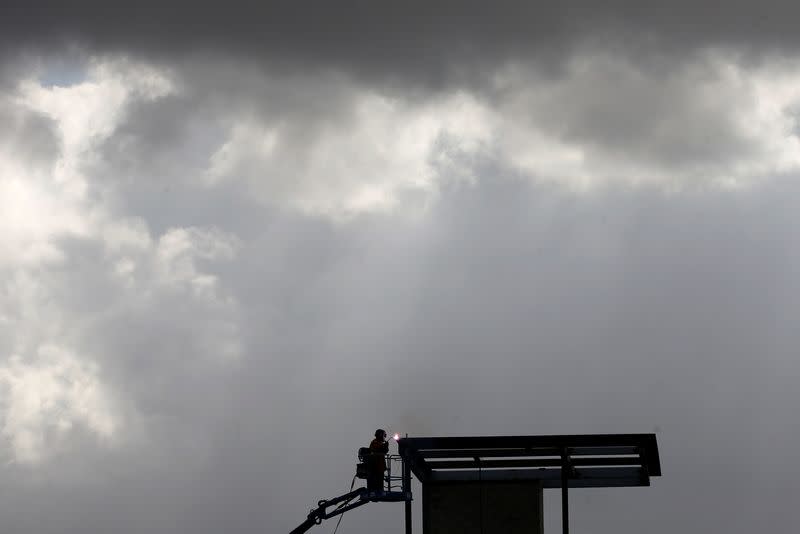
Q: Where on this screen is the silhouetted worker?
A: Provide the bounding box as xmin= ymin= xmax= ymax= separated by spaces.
xmin=367 ymin=429 xmax=389 ymax=492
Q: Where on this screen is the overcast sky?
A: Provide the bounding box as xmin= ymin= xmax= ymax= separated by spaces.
xmin=1 ymin=2 xmax=800 ymax=533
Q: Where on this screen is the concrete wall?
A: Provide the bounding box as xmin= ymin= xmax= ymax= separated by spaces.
xmin=423 ymin=481 xmax=543 ymax=534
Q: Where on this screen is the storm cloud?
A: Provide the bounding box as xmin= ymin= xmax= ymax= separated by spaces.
xmin=1 ymin=3 xmax=799 ymax=534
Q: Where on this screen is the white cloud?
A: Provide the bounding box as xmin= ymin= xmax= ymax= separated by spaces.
xmin=0 ymin=345 xmax=116 ymax=464
xmin=204 ymin=90 xmax=493 ymax=217
xmin=490 ymin=51 xmax=800 ymax=188
xmin=197 ymin=51 xmax=800 ymax=214
xmin=155 ymin=226 xmax=241 ymax=301
xmin=17 ymin=58 xmax=173 ymax=201
xmin=0 ymin=58 xmax=242 ymax=464
xmin=0 ymin=169 xmax=88 ymax=266
xmin=0 ymin=58 xmax=175 ymax=269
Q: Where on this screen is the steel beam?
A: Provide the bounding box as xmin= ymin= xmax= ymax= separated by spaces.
xmin=425 ymin=457 xmax=643 ymax=470
xmin=402 ymin=434 xmax=661 ymax=476
xmin=561 ymin=448 xmax=569 ymax=534
xmin=427 ymin=467 xmax=646 ymax=487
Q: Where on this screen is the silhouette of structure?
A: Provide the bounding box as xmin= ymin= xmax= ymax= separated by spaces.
xmin=291 ymin=433 xmax=660 ymax=534
xmin=400 ymin=433 xmax=660 ymax=534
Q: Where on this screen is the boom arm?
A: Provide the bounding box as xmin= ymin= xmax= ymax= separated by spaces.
xmin=290 ymin=488 xmax=369 ymax=534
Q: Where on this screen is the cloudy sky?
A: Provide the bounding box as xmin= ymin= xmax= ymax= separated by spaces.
xmin=2 ymin=2 xmax=800 ymax=532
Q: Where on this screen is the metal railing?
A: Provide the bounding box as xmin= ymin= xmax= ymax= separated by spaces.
xmin=383 ymin=454 xmax=404 ymax=491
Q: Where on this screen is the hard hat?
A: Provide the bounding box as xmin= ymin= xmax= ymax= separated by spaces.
xmin=375 ymin=428 xmax=387 ymax=439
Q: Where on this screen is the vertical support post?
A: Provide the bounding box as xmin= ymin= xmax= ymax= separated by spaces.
xmin=638 ymin=446 xmax=650 ymax=486
xmin=561 ymin=447 xmax=570 ymax=534
xmin=403 ymin=454 xmax=412 ymax=534
xmin=387 ymin=455 xmax=392 ymax=491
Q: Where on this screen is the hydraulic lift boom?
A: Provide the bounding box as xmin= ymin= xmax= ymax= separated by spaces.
xmin=289 ymin=451 xmax=412 ymax=534
xmin=290 ymin=488 xmax=370 ymax=534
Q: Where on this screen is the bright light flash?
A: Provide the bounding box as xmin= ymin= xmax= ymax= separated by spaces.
xmin=393 ymin=433 xmax=400 ymax=441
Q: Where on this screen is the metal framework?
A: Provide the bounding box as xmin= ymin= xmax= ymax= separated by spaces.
xmin=398 ymin=433 xmax=660 ymax=534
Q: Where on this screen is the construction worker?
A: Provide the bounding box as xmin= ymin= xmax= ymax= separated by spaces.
xmin=367 ymin=429 xmax=389 ymax=492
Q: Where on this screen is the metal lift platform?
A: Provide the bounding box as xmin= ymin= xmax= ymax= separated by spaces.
xmin=290 ymin=453 xmax=412 ymax=534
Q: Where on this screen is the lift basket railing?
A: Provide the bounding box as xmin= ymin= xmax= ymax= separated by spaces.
xmin=356 ymin=449 xmax=404 ymax=491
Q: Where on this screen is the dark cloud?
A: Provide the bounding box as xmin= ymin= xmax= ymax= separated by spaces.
xmin=5 ymin=1 xmax=800 ymax=87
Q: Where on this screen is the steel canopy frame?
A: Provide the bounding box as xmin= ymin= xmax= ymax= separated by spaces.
xmin=398 ymin=433 xmax=660 ymax=534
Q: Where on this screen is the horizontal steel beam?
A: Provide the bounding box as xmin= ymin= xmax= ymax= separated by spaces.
xmin=400 ymin=434 xmax=660 ymax=476
xmin=418 ymin=446 xmax=640 ymax=459
xmin=404 ymin=434 xmax=651 ymax=451
xmin=426 ymin=457 xmax=643 ymax=470
xmin=419 ymin=448 xmax=561 ymax=458
xmin=428 ymin=467 xmax=649 ymax=487
xmin=569 ymin=446 xmax=640 ymax=456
